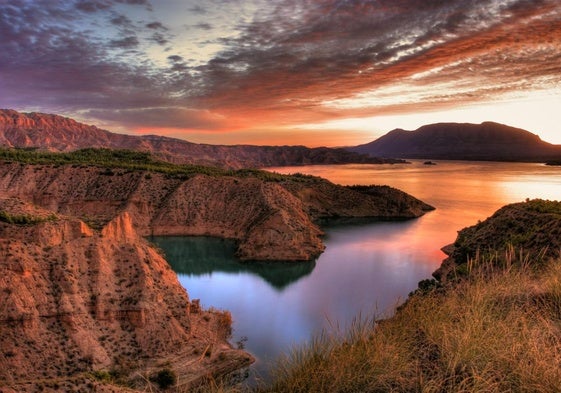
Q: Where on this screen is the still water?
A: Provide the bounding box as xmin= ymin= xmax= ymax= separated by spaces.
xmin=152 ymin=160 xmax=561 ymax=381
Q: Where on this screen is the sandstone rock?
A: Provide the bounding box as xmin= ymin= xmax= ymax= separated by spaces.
xmin=0 ymin=162 xmax=432 ymax=261
xmin=0 ymin=199 xmax=253 ymax=392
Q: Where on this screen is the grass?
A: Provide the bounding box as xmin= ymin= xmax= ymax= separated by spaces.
xmin=250 ymin=251 xmax=561 ymax=393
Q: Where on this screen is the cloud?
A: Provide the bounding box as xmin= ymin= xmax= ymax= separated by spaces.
xmin=0 ymin=0 xmax=560 ymax=139
xmin=85 ymin=107 xmax=228 ymax=130
xmin=0 ymin=0 xmax=176 ymax=111
xmin=109 ymin=35 xmax=139 ymax=48
xmin=146 ymin=21 xmax=167 ymax=30
xmin=193 ymin=0 xmax=561 ymax=116
xmin=194 ymin=22 xmax=212 ymax=30
xmin=110 ymin=14 xmax=133 ymax=27
xmin=75 ymin=0 xmax=113 ymax=13
xmin=149 ymin=32 xmax=168 ymax=45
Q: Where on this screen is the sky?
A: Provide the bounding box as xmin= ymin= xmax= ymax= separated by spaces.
xmin=1 ymin=0 xmax=560 ymax=146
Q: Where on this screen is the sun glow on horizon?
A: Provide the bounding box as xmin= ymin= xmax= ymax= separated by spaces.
xmin=298 ymin=90 xmax=561 ymax=146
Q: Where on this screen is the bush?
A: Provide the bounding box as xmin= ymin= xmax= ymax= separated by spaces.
xmin=150 ymin=368 xmax=177 ymax=390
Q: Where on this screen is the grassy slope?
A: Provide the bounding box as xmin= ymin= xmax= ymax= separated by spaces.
xmin=254 ymin=256 xmax=561 ymax=393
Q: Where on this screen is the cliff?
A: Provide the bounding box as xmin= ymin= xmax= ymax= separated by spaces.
xmin=0 ymin=156 xmax=433 ymax=261
xmin=0 ymin=109 xmax=402 ymax=169
xmin=0 ymin=198 xmax=253 ymax=392
xmin=349 ymin=122 xmax=561 ymax=162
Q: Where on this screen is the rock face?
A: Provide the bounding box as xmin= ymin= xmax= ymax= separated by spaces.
xmin=349 ymin=122 xmax=561 ymax=162
xmin=0 ymin=198 xmax=253 ymax=392
xmin=0 ymin=162 xmax=434 ymax=261
xmin=434 ymin=199 xmax=561 ymax=280
xmin=0 ymin=109 xmax=402 ymax=169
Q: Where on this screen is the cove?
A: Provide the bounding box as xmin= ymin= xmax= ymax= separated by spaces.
xmin=152 ymin=160 xmax=561 ymax=383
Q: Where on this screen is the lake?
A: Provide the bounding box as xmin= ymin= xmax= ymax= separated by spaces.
xmin=151 ymin=160 xmax=561 ymax=383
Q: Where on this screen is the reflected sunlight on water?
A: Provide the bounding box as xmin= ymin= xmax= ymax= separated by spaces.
xmin=157 ymin=160 xmax=561 ymax=383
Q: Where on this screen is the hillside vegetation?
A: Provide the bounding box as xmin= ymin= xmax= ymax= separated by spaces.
xmin=0 ymin=147 xmax=296 ymax=182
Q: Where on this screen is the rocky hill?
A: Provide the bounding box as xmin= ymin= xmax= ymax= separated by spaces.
xmin=0 ymin=149 xmax=433 ymax=262
xmin=349 ymin=122 xmax=561 ymax=162
xmin=0 ymin=109 xmax=402 ymax=169
xmin=434 ymin=199 xmax=561 ymax=280
xmin=0 ymin=198 xmax=253 ymax=392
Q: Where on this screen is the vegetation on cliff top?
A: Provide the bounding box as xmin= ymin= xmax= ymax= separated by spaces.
xmin=0 ymin=210 xmax=57 ymax=225
xmin=0 ymin=147 xmax=319 ymax=183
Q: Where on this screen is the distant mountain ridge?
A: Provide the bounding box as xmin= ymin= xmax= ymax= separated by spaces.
xmin=0 ymin=109 xmax=400 ymax=169
xmin=349 ymin=122 xmax=561 ymax=162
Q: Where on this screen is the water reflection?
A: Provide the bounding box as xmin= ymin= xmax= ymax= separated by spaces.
xmin=157 ymin=160 xmax=561 ymax=383
xmin=150 ymin=236 xmax=316 ymax=290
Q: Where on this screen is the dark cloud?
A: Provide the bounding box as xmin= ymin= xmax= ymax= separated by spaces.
xmin=194 ymin=22 xmax=212 ymax=30
xmin=188 ymin=5 xmax=208 ymax=14
xmin=75 ymin=0 xmax=113 ymax=13
xmin=146 ymin=21 xmax=167 ymax=30
xmin=76 ymin=0 xmax=151 ymax=14
xmin=109 ymin=35 xmax=139 ymax=48
xmin=149 ymin=32 xmax=168 ymax=45
xmin=167 ymin=55 xmax=188 ymax=72
xmin=110 ymin=14 xmax=133 ymax=26
xmin=117 ymin=0 xmax=150 ymax=4
xmin=168 ymin=55 xmax=184 ymax=62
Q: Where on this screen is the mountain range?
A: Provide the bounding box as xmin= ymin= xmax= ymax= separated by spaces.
xmin=349 ymin=122 xmax=561 ymax=162
xmin=0 ymin=109 xmax=399 ymax=169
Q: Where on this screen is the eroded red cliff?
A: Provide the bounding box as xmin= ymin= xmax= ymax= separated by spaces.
xmin=0 ymin=198 xmax=252 ymax=392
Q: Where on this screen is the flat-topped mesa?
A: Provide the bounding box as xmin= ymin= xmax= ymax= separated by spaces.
xmin=0 ymin=161 xmax=433 ymax=262
xmin=0 ymin=199 xmax=253 ymax=392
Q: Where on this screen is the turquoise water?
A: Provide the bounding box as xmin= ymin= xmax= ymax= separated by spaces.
xmin=152 ymin=160 xmax=561 ymax=382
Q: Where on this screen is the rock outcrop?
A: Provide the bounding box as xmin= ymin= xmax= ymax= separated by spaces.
xmin=434 ymin=199 xmax=561 ymax=280
xmin=0 ymin=109 xmax=403 ymax=169
xmin=349 ymin=122 xmax=561 ymax=162
xmin=0 ymin=161 xmax=434 ymax=261
xmin=0 ymin=198 xmax=253 ymax=392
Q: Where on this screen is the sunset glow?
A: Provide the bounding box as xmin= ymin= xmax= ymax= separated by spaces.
xmin=1 ymin=0 xmax=560 ymax=146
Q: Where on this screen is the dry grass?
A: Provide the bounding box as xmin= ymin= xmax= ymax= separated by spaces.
xmin=253 ymin=254 xmax=561 ymax=393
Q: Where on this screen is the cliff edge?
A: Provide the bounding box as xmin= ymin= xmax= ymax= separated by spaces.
xmin=0 ymin=156 xmax=434 ymax=261
xmin=0 ymin=198 xmax=253 ymax=392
